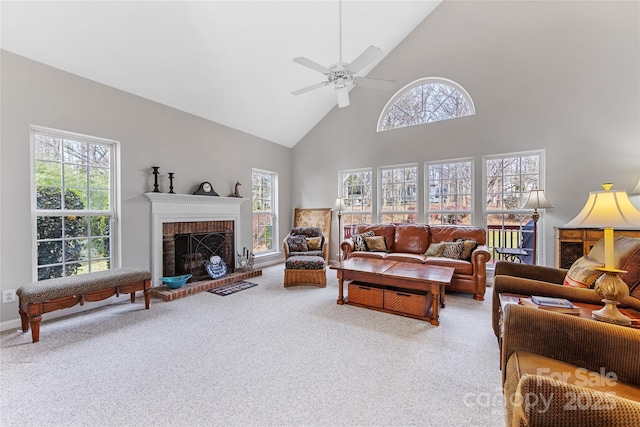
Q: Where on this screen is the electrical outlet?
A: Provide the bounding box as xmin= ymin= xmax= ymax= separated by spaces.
xmin=2 ymin=289 xmax=16 ymax=303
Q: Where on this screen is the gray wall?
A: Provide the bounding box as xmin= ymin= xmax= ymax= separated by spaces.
xmin=0 ymin=50 xmax=292 ymax=326
xmin=292 ymin=0 xmax=640 ymax=264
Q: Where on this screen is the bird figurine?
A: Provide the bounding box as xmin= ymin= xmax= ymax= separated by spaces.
xmin=229 ymin=181 xmax=241 ymax=197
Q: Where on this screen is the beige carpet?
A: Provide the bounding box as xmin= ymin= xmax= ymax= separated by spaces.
xmin=0 ymin=264 xmax=504 ymax=427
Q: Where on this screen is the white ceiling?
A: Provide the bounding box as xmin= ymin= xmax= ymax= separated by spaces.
xmin=1 ymin=1 xmax=441 ymax=148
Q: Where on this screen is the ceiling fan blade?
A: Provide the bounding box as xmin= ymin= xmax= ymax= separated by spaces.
xmin=347 ymin=45 xmax=383 ymax=74
xmin=291 ymin=81 xmax=330 ymax=96
xmin=354 ymin=77 xmax=395 ymax=90
xmin=293 ymin=57 xmax=331 ymax=75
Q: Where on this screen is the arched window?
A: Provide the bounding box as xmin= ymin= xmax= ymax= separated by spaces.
xmin=377 ymin=77 xmax=475 ymax=132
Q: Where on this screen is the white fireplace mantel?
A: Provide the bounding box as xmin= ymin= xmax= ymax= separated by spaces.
xmin=145 ymin=193 xmax=248 ymax=286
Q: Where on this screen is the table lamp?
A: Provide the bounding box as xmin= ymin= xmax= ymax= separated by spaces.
xmin=564 ymin=183 xmax=640 ymax=325
xmin=522 ymin=189 xmax=553 ymax=265
xmin=334 ymin=198 xmax=346 ymax=261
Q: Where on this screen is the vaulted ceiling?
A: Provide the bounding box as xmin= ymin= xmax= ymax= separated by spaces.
xmin=1 ymin=1 xmax=442 ymax=147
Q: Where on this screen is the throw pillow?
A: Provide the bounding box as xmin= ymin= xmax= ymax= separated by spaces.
xmin=456 ymin=239 xmax=478 ymax=261
xmin=306 ymin=236 xmax=322 ymax=251
xmin=364 ymin=235 xmax=388 ymax=252
xmin=352 ymin=231 xmax=375 ymax=251
xmin=425 ymin=242 xmax=445 ymax=257
xmin=442 ymin=241 xmax=464 ymax=259
xmin=287 ymin=235 xmax=308 ymax=252
xmin=563 ymin=256 xmax=604 ymax=288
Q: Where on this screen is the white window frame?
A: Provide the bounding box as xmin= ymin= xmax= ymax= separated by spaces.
xmin=377 ymin=77 xmax=475 ymax=132
xmin=339 ymin=168 xmax=373 ymax=238
xmin=378 ymin=163 xmax=418 ymax=224
xmin=251 ymin=169 xmax=278 ymax=256
xmin=426 ymin=158 xmax=474 ymax=225
xmin=483 ymin=150 xmax=546 ymax=265
xmin=31 ymin=125 xmax=121 ymax=281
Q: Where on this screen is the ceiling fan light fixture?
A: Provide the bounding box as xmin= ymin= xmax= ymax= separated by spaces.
xmin=336 ymin=86 xmax=350 ymax=108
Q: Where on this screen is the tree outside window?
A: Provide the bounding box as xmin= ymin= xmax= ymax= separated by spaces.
xmin=427 ymin=159 xmax=473 ymax=225
xmin=33 ymin=129 xmax=117 ymax=280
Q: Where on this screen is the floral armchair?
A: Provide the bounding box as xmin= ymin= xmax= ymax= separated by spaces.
xmin=282 ymin=227 xmax=328 ymax=287
xmin=282 ymin=227 xmax=329 ymax=263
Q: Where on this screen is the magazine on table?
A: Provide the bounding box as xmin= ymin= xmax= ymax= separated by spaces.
xmin=531 ymin=295 xmax=575 ymax=308
xmin=519 ymin=297 xmax=580 ymax=315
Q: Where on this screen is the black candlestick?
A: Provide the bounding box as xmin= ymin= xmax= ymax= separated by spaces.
xmin=168 ymin=173 xmax=175 ymax=194
xmin=151 ymin=166 xmax=160 ymax=192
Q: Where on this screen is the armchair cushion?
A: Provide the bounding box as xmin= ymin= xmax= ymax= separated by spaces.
xmin=287 ymin=235 xmax=308 ymax=252
xmin=306 ymin=236 xmax=322 ymax=251
xmin=563 ymin=255 xmax=604 ymax=288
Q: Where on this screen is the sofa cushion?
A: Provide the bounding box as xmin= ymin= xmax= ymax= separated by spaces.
xmin=425 ymin=242 xmax=445 ymax=257
xmin=289 ymin=227 xmax=323 ymax=238
xmin=352 ymin=231 xmax=375 ymax=251
xmin=349 ymin=251 xmax=387 ymax=260
xmin=442 ymin=241 xmax=464 ymax=259
xmin=354 ymin=224 xmax=396 ymax=252
xmin=588 ymin=236 xmax=640 ymax=292
xmin=364 ymin=235 xmax=388 ymax=252
xmin=430 ymin=224 xmax=487 ymax=245
xmin=385 ymin=253 xmax=425 ymax=263
xmin=287 ymin=235 xmax=308 ymax=252
xmin=393 ymin=224 xmax=430 ymax=254
xmin=456 ymin=239 xmax=478 ymax=261
xmin=563 ymin=256 xmax=604 ymax=288
xmin=424 ymin=257 xmax=473 ymax=275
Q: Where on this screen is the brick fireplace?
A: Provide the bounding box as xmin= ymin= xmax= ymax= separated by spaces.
xmin=146 ymin=193 xmax=247 ymax=288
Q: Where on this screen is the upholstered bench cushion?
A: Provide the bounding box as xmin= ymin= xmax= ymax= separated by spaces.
xmin=17 ymin=267 xmax=152 ymax=303
xmin=285 ymin=256 xmax=325 ymax=270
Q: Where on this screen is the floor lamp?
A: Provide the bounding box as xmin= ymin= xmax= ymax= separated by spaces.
xmin=334 ymin=198 xmax=346 ymax=261
xmin=564 ymin=183 xmax=640 ymax=325
xmin=522 ymin=189 xmax=553 ymax=265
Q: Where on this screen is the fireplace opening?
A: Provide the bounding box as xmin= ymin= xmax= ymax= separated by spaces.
xmin=163 ymin=221 xmax=235 ymax=282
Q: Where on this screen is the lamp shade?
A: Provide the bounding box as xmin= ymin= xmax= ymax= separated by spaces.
xmin=522 ymin=189 xmax=553 ymax=210
xmin=564 ymin=183 xmax=640 ymax=229
xmin=334 ymin=198 xmax=346 ymax=211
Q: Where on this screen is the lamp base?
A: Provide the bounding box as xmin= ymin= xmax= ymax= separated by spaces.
xmin=592 ymin=300 xmax=632 ymax=325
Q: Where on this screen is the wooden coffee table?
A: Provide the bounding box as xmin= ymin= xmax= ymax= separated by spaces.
xmin=330 ymin=258 xmax=455 ymax=325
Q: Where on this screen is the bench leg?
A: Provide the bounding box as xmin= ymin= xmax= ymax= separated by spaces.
xmin=28 ymin=316 xmax=42 ymax=343
xmin=144 ymin=280 xmax=151 ymax=310
xmin=18 ymin=307 xmax=29 ymax=332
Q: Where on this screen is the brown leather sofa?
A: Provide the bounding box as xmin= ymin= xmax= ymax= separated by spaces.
xmin=340 ymin=224 xmax=491 ymax=300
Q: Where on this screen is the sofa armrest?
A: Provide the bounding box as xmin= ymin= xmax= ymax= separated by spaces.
xmin=341 ymin=239 xmax=354 ymax=260
xmin=511 ymin=374 xmax=640 ymax=427
xmin=283 ymin=237 xmax=291 ymax=259
xmin=501 ymin=303 xmax=640 ymax=387
xmin=495 ymin=260 xmax=567 ymax=284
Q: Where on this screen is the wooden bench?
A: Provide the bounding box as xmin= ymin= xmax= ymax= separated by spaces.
xmin=17 ymin=267 xmax=152 ymax=343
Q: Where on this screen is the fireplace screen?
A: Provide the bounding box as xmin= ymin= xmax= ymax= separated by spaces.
xmin=163 ymin=221 xmax=234 ymax=282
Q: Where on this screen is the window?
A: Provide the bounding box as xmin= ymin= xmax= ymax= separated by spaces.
xmin=484 ymin=151 xmax=545 ymax=264
xmin=379 ymin=164 xmax=417 ymax=224
xmin=340 ymin=169 xmax=373 ymax=237
xmin=377 ymin=77 xmax=475 ymax=132
xmin=427 ymin=159 xmax=473 ymax=225
xmin=32 ymin=126 xmax=119 ymax=280
xmin=252 ymin=169 xmax=277 ymax=255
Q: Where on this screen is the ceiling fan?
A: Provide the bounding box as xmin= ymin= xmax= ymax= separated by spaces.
xmin=291 ymin=0 xmax=395 ymax=108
